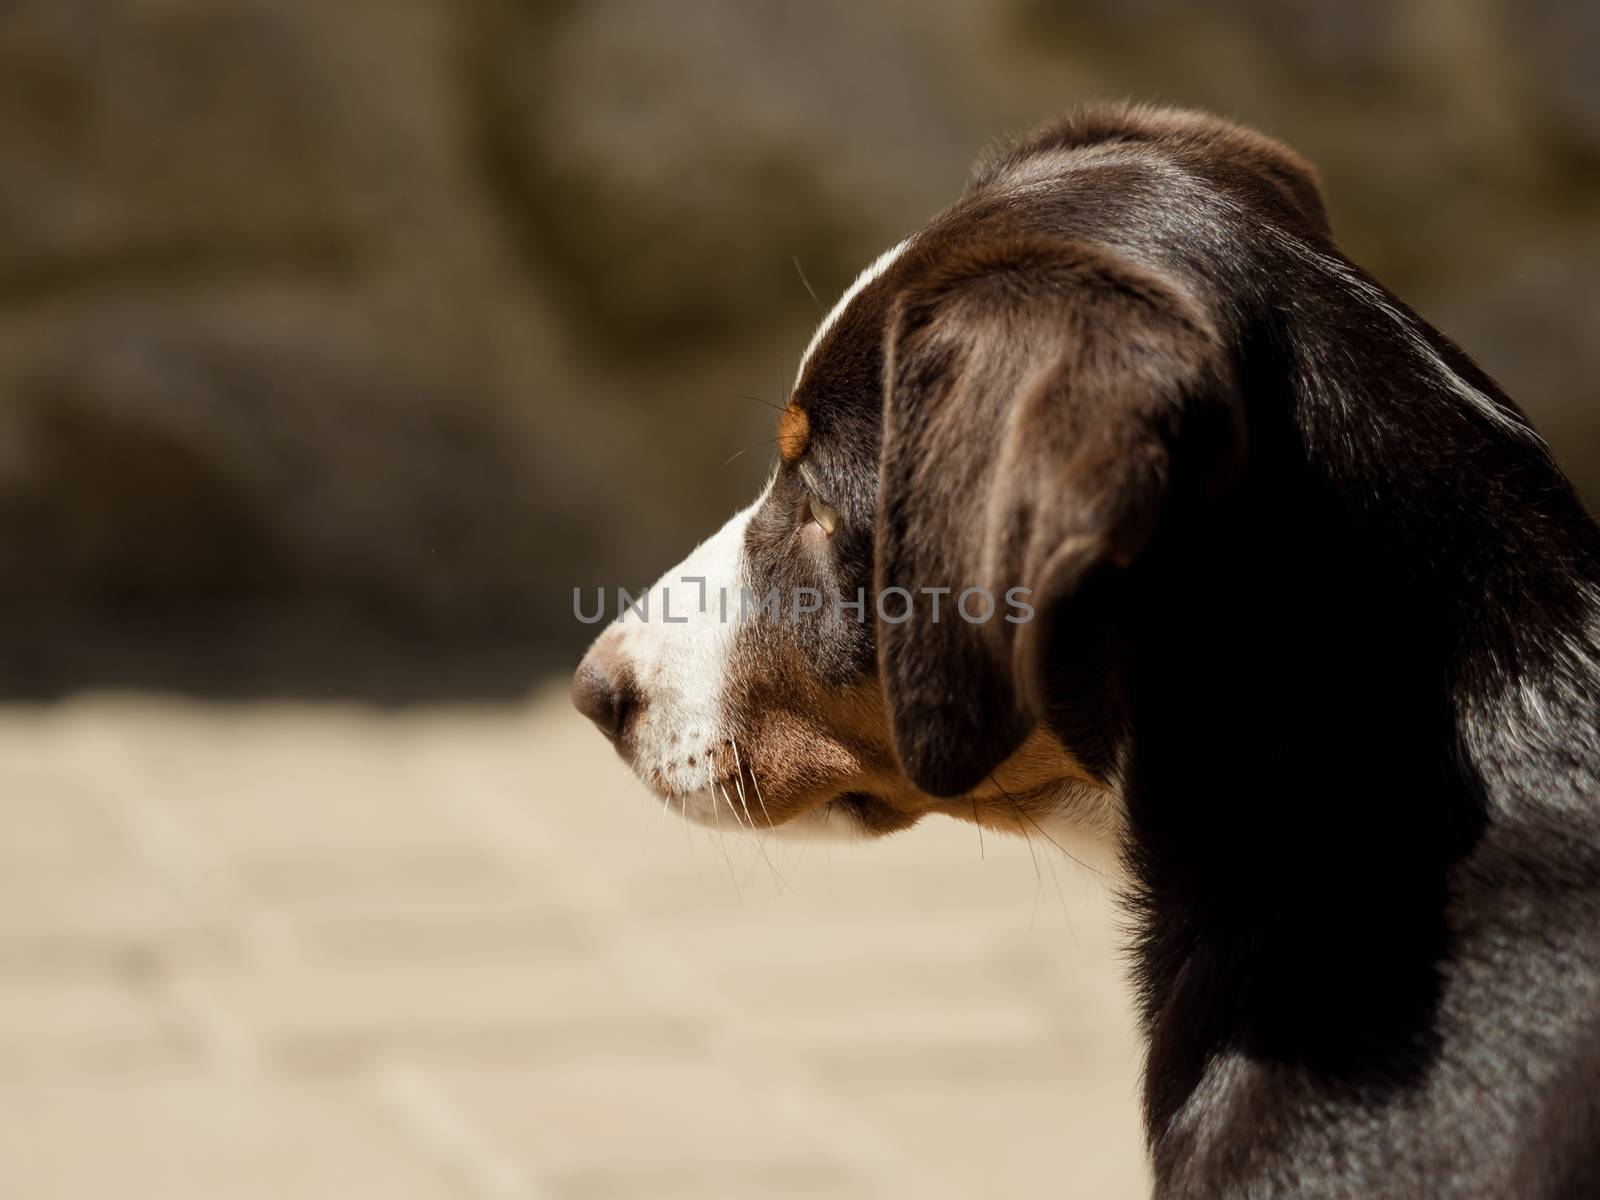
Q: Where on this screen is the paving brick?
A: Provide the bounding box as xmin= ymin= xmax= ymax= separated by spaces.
xmin=185 ymin=957 xmax=709 ymax=1071
xmin=236 ymin=849 xmax=589 ymax=963
xmin=0 ymin=766 xmax=127 ymax=869
xmin=729 ymin=996 xmax=1084 ymax=1083
xmin=547 ymin=1164 xmax=883 ymax=1200
xmin=0 ymin=976 xmax=186 ymax=1075
xmin=834 ymin=1076 xmax=1149 ymax=1200
xmin=0 ymin=1079 xmax=466 ymax=1200
xmin=0 ymin=691 xmax=1147 ymax=1199
xmin=423 ymin=1057 xmax=880 ymax=1191
xmin=0 ymin=865 xmax=235 ymax=973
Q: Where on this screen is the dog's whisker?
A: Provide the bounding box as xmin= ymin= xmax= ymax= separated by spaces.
xmin=747 ymin=767 xmax=804 ymax=900
xmin=1043 ymin=845 xmax=1075 ymax=940
xmin=730 ymin=742 xmax=758 ymax=829
xmin=746 ymin=749 xmax=775 ymax=828
xmin=727 ymin=742 xmax=779 ymax=884
xmin=731 ymin=391 xmax=786 ymax=412
xmin=724 ymin=779 xmax=789 ymax=895
xmin=992 ymin=774 xmax=1108 ymax=880
xmin=1001 ymin=787 xmax=1047 ymax=930
xmin=792 ymin=255 xmax=825 ymax=315
xmin=720 ymin=437 xmax=779 ymax=469
xmin=990 ymin=775 xmax=1082 ymax=930
xmin=708 ymin=773 xmax=742 ymax=897
xmin=717 ymin=781 xmax=746 ymax=831
xmin=1025 ymin=830 xmax=1043 ymax=931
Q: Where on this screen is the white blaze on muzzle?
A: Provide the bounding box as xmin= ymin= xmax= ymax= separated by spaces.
xmin=594 ymin=484 xmax=768 ymax=796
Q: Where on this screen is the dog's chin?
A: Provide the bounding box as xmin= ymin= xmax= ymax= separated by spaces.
xmin=654 ymin=779 xmax=920 ymax=842
xmin=822 ymin=792 xmax=921 ymax=836
xmin=735 ymin=793 xmax=921 ymax=842
xmin=654 ymin=778 xmax=767 ymax=832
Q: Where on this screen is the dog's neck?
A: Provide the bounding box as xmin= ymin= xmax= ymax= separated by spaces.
xmin=1455 ymin=578 xmax=1600 ymax=817
xmin=1112 ymin=410 xmax=1600 ymax=1150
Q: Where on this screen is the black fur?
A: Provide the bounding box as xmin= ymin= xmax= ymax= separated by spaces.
xmin=795 ymin=105 xmax=1600 ymax=1197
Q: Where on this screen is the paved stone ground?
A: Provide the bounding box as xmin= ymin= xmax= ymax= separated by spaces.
xmin=0 ymin=684 xmax=1147 ymax=1199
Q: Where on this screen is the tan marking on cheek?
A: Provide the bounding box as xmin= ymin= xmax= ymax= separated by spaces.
xmin=732 ymin=672 xmax=899 ymax=825
xmin=726 ymin=631 xmax=1117 ymax=840
xmin=736 ymin=675 xmax=1105 ymax=833
xmin=777 ymin=403 xmax=810 ymax=462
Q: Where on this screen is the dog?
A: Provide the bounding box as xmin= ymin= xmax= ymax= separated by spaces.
xmin=572 ymin=105 xmax=1600 ymax=1197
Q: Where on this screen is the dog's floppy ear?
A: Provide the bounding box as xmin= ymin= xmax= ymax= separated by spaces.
xmin=875 ymin=236 xmax=1242 ymax=797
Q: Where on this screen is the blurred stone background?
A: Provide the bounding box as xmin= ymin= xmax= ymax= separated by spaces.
xmin=0 ymin=0 xmax=1595 ymax=698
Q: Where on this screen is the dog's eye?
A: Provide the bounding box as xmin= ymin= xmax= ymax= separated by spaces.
xmin=805 ymin=495 xmax=840 ymax=536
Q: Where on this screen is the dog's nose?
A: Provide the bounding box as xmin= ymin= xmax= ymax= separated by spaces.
xmin=571 ymin=650 xmax=634 ymax=744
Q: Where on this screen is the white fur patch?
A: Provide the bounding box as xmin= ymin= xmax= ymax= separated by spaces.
xmin=795 ymin=238 xmax=913 ymax=387
xmin=605 ymin=482 xmax=769 ymax=798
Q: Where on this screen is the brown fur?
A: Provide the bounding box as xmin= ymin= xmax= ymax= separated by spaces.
xmin=716 ymin=628 xmax=1114 ymax=837
xmin=776 ymin=403 xmax=810 ymax=462
xmin=971 ymin=103 xmax=1330 ymax=235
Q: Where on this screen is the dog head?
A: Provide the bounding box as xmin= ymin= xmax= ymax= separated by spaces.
xmin=572 ymin=105 xmax=1330 ymax=842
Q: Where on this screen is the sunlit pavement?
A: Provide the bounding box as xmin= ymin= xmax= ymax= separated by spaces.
xmin=0 ymin=685 xmax=1145 ymax=1199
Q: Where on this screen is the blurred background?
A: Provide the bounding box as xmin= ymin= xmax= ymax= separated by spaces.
xmin=0 ymin=1 xmax=1595 ymax=1197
